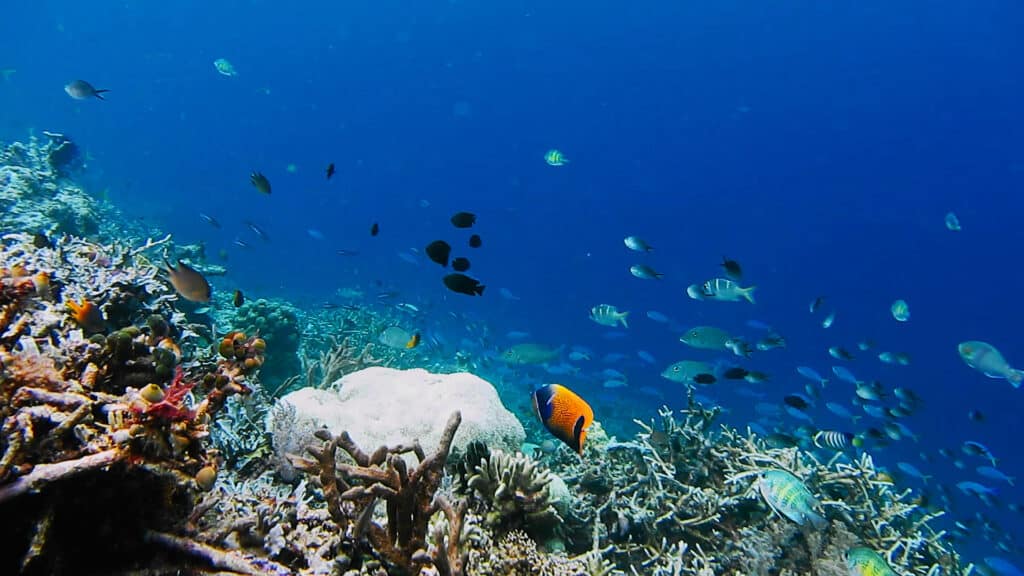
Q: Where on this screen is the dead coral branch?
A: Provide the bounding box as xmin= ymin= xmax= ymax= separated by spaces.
xmin=295 ymin=410 xmax=466 ymax=575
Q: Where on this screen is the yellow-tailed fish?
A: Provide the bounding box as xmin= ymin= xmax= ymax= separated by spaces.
xmin=405 ymin=332 xmax=421 ymax=349
xmin=757 ymin=469 xmax=827 ymax=529
xmin=532 ymin=383 xmax=593 ymax=454
xmin=845 ymin=547 xmax=898 ymax=576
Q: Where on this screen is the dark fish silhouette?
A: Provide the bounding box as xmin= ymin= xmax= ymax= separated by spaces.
xmin=370 ymin=222 xmax=379 ymax=236
xmin=250 ymin=171 xmax=272 ymax=194
xmin=232 ymin=289 xmax=245 ymax=307
xmin=451 ymin=257 xmax=470 ymax=272
xmin=721 ymin=257 xmax=742 ymax=281
xmin=425 ymin=240 xmax=451 ymax=267
xmin=468 ymin=234 xmax=482 ymax=248
xmin=326 ymin=163 xmax=335 ymax=180
xmin=450 ymin=212 xmax=476 ymax=228
xmin=443 ymin=273 xmax=485 ymax=296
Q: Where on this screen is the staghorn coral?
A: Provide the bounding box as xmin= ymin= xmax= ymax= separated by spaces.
xmin=536 ymin=400 xmax=968 ymax=576
xmin=466 ymin=449 xmax=563 ymax=541
xmin=290 ymin=411 xmax=468 ymax=576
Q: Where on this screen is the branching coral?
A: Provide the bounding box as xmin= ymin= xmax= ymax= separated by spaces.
xmin=290 ymin=411 xmax=468 ymax=575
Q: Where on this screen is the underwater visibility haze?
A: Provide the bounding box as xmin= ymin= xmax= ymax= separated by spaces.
xmin=1 ymin=1 xmax=1023 ymax=574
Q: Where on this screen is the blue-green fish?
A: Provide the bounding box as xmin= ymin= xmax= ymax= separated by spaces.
xmin=890 ymin=299 xmax=910 ymax=322
xmin=544 ymin=149 xmax=568 ymax=166
xmin=679 ymin=326 xmax=732 ymax=351
xmin=959 ymin=341 xmax=1023 ymax=388
xmin=502 ymin=343 xmax=562 ymax=365
xmin=846 ymin=547 xmax=898 ymax=576
xmin=757 ymin=469 xmax=827 ymax=529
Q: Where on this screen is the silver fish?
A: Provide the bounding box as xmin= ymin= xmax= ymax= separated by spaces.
xmin=629 ymin=264 xmax=663 ymax=280
xmin=623 ymin=236 xmax=653 ymax=252
xmin=64 ymin=79 xmax=109 ymax=100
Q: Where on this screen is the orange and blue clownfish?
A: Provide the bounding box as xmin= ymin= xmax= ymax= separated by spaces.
xmin=532 ymin=384 xmax=594 ymax=454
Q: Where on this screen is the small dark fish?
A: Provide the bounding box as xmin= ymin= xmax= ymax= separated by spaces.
xmin=336 ymin=249 xmax=359 ymax=256
xmin=376 ymin=290 xmax=400 ymax=300
xmin=244 ymin=221 xmax=270 ymax=242
xmin=745 ymin=370 xmax=770 ymax=383
xmin=32 ymin=233 xmax=52 ymax=249
xmin=199 ymin=213 xmax=221 ymax=228
xmin=468 ymin=234 xmax=482 ymax=248
xmin=370 ymin=222 xmax=379 ymax=236
xmin=723 ymin=367 xmax=750 ymax=380
xmin=64 ymin=79 xmax=109 ymax=100
xmin=783 ymin=394 xmax=811 ymax=410
xmin=425 ymin=240 xmax=451 ymax=267
xmin=450 ymin=211 xmax=476 ymax=228
xmin=325 ymin=162 xmax=336 ymax=180
xmin=443 ymin=273 xmax=485 ymax=296
xmin=766 ymin=433 xmax=799 ymax=448
xmin=232 ymin=289 xmax=245 ymax=307
xmin=809 ymin=296 xmax=825 ymax=314
xmin=694 ymin=373 xmax=717 ymax=385
xmin=250 ymin=171 xmax=272 ymax=194
xmin=322 ymin=302 xmax=342 ymax=309
xmin=451 ymin=257 xmax=471 ymax=272
xmin=721 ymin=257 xmax=742 ymax=281
xmin=969 ymin=409 xmax=985 ymax=423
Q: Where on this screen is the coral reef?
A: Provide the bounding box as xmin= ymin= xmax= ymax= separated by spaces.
xmin=0 ymin=134 xmax=976 ymax=575
xmin=0 ymin=135 xmax=103 ymax=239
xmin=466 ymin=449 xmax=563 ymax=542
xmin=538 ymin=400 xmax=967 ymax=576
xmin=230 ymin=298 xmax=302 ymax=394
xmin=0 ymin=230 xmax=267 ymax=574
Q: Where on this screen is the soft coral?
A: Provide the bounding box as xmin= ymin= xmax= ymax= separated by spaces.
xmin=136 ymin=368 xmax=195 ymax=422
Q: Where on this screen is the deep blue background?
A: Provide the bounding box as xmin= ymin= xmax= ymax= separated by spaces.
xmin=2 ymin=0 xmax=1022 ymax=563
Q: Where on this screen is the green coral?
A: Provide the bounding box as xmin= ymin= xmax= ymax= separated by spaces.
xmin=229 ymin=298 xmax=301 ymax=394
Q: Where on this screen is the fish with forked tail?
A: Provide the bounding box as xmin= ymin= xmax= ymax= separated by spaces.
xmin=532 ymin=383 xmax=593 ymax=454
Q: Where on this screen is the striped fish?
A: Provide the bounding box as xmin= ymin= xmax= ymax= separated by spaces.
xmin=700 ymin=278 xmax=756 ymax=303
xmin=813 ymin=430 xmax=853 ymax=450
xmin=758 ymin=469 xmax=827 ymax=530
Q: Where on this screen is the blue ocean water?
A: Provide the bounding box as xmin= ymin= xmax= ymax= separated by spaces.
xmin=2 ymin=0 xmax=1023 ymax=564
